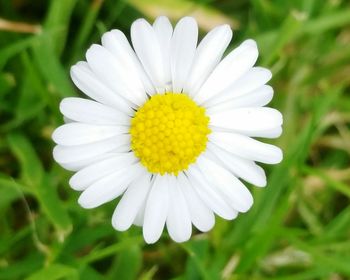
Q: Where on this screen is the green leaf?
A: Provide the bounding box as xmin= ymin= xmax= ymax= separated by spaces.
xmin=0 ymin=252 xmax=44 ymax=279
xmin=32 ymin=39 xmax=76 ymax=98
xmin=7 ymin=133 xmax=72 ymax=234
xmin=38 ymin=174 xmax=73 ymax=237
xmin=7 ymin=133 xmax=44 ymax=187
xmin=81 ymin=236 xmax=143 ymax=264
xmin=0 ymin=175 xmax=25 ymax=210
xmin=0 ymin=72 xmax=15 ymax=97
xmin=260 ymin=11 xmax=305 ymax=65
xmin=108 ymin=245 xmax=142 ymax=280
xmin=44 ymin=0 xmax=78 ymax=55
xmin=69 ymin=0 xmax=103 ymax=64
xmin=0 ymin=36 xmax=39 ymax=69
xmin=26 ymin=264 xmax=78 ymax=280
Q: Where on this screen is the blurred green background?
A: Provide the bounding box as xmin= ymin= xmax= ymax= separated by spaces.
xmin=1 ymin=0 xmax=350 ymax=279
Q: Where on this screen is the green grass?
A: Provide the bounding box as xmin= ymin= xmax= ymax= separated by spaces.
xmin=1 ymin=0 xmax=350 ymax=279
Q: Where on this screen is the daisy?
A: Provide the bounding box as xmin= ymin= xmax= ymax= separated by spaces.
xmin=52 ymin=16 xmax=283 ymax=244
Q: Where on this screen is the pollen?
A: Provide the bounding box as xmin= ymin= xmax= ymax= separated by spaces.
xmin=130 ymin=93 xmax=211 ymax=175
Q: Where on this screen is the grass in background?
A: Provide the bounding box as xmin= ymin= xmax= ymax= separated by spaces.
xmin=1 ymin=0 xmax=350 ymax=279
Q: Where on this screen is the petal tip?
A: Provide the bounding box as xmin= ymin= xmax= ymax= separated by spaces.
xmin=243 ymin=39 xmax=257 ymax=48
xmin=131 ymin=18 xmax=149 ymax=30
xmin=68 ymin=175 xmax=83 ymax=191
xmin=256 ymin=179 xmax=267 ymax=188
xmin=78 ymin=193 xmax=95 ymax=209
xmin=143 ymin=232 xmax=159 ymax=244
xmin=154 ymin=15 xmax=171 ymax=23
xmin=52 ymin=145 xmax=61 ymax=162
xmin=111 ymin=218 xmax=128 ymax=232
xmin=275 ymin=148 xmax=284 ymax=163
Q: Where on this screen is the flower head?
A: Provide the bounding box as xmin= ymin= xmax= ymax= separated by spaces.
xmin=52 ymin=16 xmax=283 ymax=244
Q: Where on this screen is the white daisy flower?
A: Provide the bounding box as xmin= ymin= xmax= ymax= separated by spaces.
xmin=52 ymin=16 xmax=283 ymax=244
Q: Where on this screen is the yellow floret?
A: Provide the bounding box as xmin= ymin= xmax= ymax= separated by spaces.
xmin=130 ymin=93 xmax=211 ymax=175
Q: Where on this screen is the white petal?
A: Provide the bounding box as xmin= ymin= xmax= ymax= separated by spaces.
xmin=166 ymin=176 xmax=192 ymax=243
xmin=153 ymin=16 xmax=173 ymax=86
xmin=207 ymin=85 xmax=273 ymax=113
xmin=133 ymin=176 xmax=157 ymax=227
xmin=209 ymin=107 xmax=283 ymax=137
xmin=133 ymin=200 xmax=146 ymax=227
xmin=252 ymin=126 xmax=282 ymax=138
xmin=205 ymin=67 xmax=272 ymax=106
xmin=207 ymin=143 xmax=266 ymax=187
xmin=131 ymin=19 xmax=166 ymax=92
xmin=112 ymin=172 xmax=152 ymax=231
xmin=197 ymin=155 xmax=253 ymax=212
xmin=60 ymin=97 xmax=130 ymax=125
xmin=69 ymin=153 xmax=138 ymax=191
xmin=194 ymin=39 xmax=258 ymax=105
xmin=177 ymin=173 xmax=215 ymax=232
xmin=52 ymin=123 xmax=128 ymax=146
xmin=70 ymin=62 xmax=133 ymax=115
xmin=209 ymin=125 xmax=282 ymax=139
xmin=185 ymin=24 xmax=232 ymax=96
xmin=186 ymin=166 xmax=238 ymax=220
xmin=53 ymin=135 xmax=130 ymax=165
xmin=58 ymin=153 xmax=114 ymax=172
xmin=209 ymin=132 xmax=283 ymax=164
xmin=143 ymin=175 xmax=169 ymax=244
xmin=78 ymin=163 xmax=145 ymax=209
xmin=102 ymin=29 xmax=155 ymax=95
xmin=86 ymin=44 xmax=146 ymax=107
xmin=170 ymin=17 xmax=198 ymax=93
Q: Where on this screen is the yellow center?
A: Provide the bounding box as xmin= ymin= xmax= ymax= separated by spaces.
xmin=130 ymin=93 xmax=211 ymax=175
